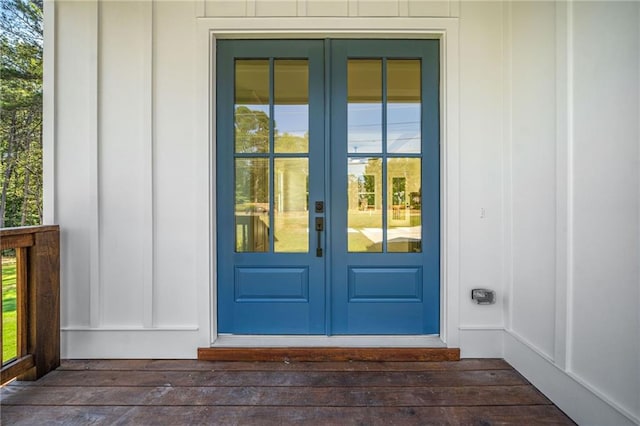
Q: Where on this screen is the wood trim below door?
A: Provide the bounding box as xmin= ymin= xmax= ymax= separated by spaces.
xmin=198 ymin=347 xmax=460 ymax=362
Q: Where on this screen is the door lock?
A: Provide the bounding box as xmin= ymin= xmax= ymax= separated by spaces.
xmin=315 ymin=201 xmax=324 ymax=213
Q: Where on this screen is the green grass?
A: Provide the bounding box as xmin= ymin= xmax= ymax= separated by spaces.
xmin=2 ymin=257 xmax=18 ymax=364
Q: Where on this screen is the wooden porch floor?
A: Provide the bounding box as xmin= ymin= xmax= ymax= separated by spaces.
xmin=1 ymin=359 xmax=574 ymax=425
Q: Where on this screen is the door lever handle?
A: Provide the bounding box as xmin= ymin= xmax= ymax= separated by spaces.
xmin=315 ymin=217 xmax=324 ymax=257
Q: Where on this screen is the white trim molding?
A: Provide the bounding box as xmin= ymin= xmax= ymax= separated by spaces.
xmin=61 ymin=329 xmax=202 ymax=359
xmin=196 ymin=17 xmax=461 ymax=348
xmin=458 ymin=327 xmax=504 ymax=358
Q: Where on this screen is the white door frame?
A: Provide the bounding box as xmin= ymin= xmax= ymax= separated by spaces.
xmin=196 ymin=17 xmax=461 ymax=348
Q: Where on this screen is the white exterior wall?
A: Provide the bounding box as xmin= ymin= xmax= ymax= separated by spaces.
xmin=49 ymin=1 xmax=639 ymax=424
xmin=504 ymin=2 xmax=640 ymax=425
xmin=54 ymin=0 xmax=208 ymax=357
xmin=457 ymin=0 xmax=506 ymax=356
xmin=571 ymin=1 xmax=639 ymax=413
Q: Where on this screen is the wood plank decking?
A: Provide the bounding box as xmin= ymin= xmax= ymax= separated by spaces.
xmin=1 ymin=359 xmax=575 ymax=425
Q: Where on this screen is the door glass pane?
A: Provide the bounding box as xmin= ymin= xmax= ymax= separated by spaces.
xmin=348 ymin=157 xmax=382 ymax=252
xmin=274 ymin=158 xmax=309 ymax=252
xmin=274 ymin=60 xmax=309 ymax=153
xmin=235 ymin=60 xmax=270 ymax=153
xmin=387 ymin=60 xmax=421 ymax=153
xmin=387 ymin=158 xmax=421 ymax=252
xmin=235 ymin=158 xmax=270 ymax=252
xmin=348 ymin=60 xmax=382 ymax=154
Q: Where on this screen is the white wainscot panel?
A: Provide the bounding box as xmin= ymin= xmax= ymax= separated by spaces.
xmin=255 ymin=0 xmax=298 ymax=16
xmin=56 ymin=1 xmax=98 ymax=328
xmin=98 ymin=1 xmax=149 ymax=326
xmin=153 ymin=1 xmax=200 ymax=327
xmin=458 ymin=1 xmax=505 ymax=327
xmin=509 ymin=0 xmax=557 ymax=360
xmin=307 ymin=0 xmax=348 ymax=16
xmin=205 ymin=0 xmax=247 ymax=16
xmin=357 ymin=0 xmax=399 ymax=16
xmin=571 ymin=2 xmax=640 ymax=420
xmin=408 ymin=0 xmax=449 ymax=17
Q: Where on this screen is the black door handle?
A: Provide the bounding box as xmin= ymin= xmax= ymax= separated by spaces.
xmin=315 ymin=217 xmax=324 ymax=257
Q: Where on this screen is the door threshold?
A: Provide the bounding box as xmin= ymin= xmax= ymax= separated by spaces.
xmin=211 ymin=334 xmax=446 ymax=348
xmin=198 ymin=335 xmax=459 ymax=362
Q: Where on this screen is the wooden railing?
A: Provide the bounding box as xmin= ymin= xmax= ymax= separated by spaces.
xmin=1 ymin=225 xmax=59 ymax=384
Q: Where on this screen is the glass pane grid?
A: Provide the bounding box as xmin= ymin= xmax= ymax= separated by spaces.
xmin=347 ymin=58 xmax=422 ymax=254
xmin=233 ymin=58 xmax=311 ymax=253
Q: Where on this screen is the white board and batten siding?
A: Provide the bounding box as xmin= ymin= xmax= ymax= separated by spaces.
xmin=204 ymin=0 xmax=454 ymax=18
xmin=55 ymin=0 xmax=207 ymax=357
xmin=50 ymin=1 xmax=639 ymax=425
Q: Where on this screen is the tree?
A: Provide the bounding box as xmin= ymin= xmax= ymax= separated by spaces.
xmin=0 ymin=0 xmax=43 ymax=227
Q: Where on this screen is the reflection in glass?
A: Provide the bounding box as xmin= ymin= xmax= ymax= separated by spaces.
xmin=348 ymin=157 xmax=382 ymax=252
xmin=235 ymin=60 xmax=270 ymax=153
xmin=274 ymin=60 xmax=309 ymax=153
xmin=387 ymin=60 xmax=421 ymax=153
xmin=348 ymin=60 xmax=382 ymax=154
xmin=274 ymin=158 xmax=309 ymax=252
xmin=387 ymin=158 xmax=421 ymax=252
xmin=235 ymin=158 xmax=270 ymax=252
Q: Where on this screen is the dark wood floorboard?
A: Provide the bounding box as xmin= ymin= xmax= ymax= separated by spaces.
xmin=34 ymin=369 xmax=528 ymax=387
xmin=1 ymin=359 xmax=576 ymax=425
xmin=58 ymin=358 xmax=512 ymax=371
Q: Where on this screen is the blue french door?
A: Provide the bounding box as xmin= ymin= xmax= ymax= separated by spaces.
xmin=217 ymin=39 xmax=439 ymax=335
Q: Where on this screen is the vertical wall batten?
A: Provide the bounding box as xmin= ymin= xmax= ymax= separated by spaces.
xmin=195 ymin=0 xmax=205 ymax=17
xmin=553 ymin=0 xmax=569 ymax=370
xmin=297 ymin=0 xmax=307 ymax=16
xmin=564 ymin=0 xmax=574 ymax=372
xmin=89 ymin=0 xmax=101 ymax=328
xmin=502 ymin=0 xmax=513 ymax=332
xmin=348 ymin=0 xmax=358 ymax=16
xmin=247 ymin=0 xmax=257 ymax=16
xmin=142 ymin=0 xmax=155 ymax=328
xmin=398 ymin=0 xmax=409 ymax=17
